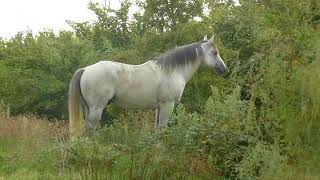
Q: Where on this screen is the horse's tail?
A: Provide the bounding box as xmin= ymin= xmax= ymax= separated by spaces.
xmin=68 ymin=68 xmax=85 ymax=140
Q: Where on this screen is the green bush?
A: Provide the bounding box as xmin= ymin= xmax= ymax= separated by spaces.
xmin=0 ymin=31 xmax=102 ymax=118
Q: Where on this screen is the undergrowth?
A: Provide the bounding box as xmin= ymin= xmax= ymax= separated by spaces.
xmin=1 ymin=81 xmax=319 ymax=179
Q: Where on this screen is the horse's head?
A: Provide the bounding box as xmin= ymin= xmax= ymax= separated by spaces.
xmin=201 ymin=34 xmax=228 ymax=75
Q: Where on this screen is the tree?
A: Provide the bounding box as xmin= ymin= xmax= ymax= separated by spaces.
xmin=141 ymin=0 xmax=205 ymax=32
xmin=68 ymin=1 xmax=132 ymax=50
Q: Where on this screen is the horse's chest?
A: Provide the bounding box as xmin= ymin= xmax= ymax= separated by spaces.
xmin=158 ymin=79 xmax=186 ymax=103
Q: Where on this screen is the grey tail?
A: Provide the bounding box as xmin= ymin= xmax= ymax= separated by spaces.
xmin=68 ymin=68 xmax=85 ymax=140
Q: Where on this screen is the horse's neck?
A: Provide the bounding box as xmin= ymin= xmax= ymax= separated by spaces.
xmin=178 ymin=59 xmax=202 ymax=82
xmin=145 ymin=59 xmax=201 ymax=82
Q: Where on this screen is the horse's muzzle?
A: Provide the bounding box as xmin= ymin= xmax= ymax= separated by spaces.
xmin=213 ymin=64 xmax=228 ymax=75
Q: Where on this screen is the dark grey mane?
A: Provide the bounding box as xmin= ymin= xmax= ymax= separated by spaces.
xmin=154 ymin=41 xmax=205 ymax=71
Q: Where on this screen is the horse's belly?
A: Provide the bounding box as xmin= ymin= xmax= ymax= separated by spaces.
xmin=113 ymin=91 xmax=158 ymax=109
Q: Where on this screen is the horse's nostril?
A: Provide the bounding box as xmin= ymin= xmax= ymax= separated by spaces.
xmin=219 ymin=65 xmax=226 ymax=74
xmin=213 ymin=65 xmax=225 ymax=75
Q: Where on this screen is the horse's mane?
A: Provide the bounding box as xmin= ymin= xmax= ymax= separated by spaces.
xmin=154 ymin=41 xmax=205 ymax=71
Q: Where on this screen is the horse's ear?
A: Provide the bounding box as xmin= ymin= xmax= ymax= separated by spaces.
xmin=209 ymin=34 xmax=215 ymax=44
xmin=203 ymin=35 xmax=208 ymax=41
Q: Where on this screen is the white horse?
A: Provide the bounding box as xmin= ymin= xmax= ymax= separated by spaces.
xmin=69 ymin=34 xmax=227 ymax=137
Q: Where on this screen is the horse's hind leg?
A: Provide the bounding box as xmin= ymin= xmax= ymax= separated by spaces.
xmin=85 ymin=107 xmax=104 ymax=135
xmin=84 ymin=94 xmax=115 ymax=135
xmin=81 ymin=81 xmax=115 ymax=135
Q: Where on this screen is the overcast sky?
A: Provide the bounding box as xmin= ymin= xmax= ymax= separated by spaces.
xmin=0 ymin=0 xmax=239 ymax=40
xmin=0 ymin=0 xmax=122 ymax=39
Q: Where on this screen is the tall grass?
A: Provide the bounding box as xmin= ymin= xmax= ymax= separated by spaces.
xmin=0 ymin=103 xmax=69 ymax=179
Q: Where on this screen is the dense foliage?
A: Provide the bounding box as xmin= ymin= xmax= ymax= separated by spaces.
xmin=0 ymin=0 xmax=319 ymax=179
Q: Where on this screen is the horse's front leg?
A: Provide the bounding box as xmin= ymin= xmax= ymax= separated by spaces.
xmin=155 ymin=101 xmax=174 ymax=129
